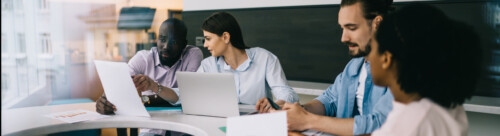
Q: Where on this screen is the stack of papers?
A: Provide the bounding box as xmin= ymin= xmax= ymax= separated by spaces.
xmin=44 ymin=110 xmax=109 ymax=123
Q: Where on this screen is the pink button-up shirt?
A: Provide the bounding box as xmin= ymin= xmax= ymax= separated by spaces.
xmin=128 ymin=45 xmax=203 ymax=104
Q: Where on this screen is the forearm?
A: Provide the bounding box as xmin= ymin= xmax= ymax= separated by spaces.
xmin=152 ymin=85 xmax=179 ymax=104
xmin=307 ymin=114 xmax=354 ymax=135
xmin=275 ymin=100 xmax=286 ymax=105
xmin=303 ymin=100 xmax=326 ymax=115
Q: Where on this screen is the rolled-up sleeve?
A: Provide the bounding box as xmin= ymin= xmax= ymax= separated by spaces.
xmin=265 ymin=55 xmax=298 ymax=103
xmin=353 ymin=89 xmax=393 ymax=135
xmin=314 ymin=73 xmax=342 ymax=117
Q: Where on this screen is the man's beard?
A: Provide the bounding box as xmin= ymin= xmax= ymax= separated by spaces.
xmin=345 ymin=41 xmax=371 ymax=58
xmin=158 ymin=49 xmax=181 ymax=67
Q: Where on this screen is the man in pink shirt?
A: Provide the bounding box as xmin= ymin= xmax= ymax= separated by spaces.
xmin=95 ymin=18 xmax=203 ymax=136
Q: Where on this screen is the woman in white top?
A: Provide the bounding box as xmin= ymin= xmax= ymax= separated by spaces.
xmin=198 ymin=12 xmax=299 ymax=113
xmin=366 ymin=4 xmax=481 ymax=136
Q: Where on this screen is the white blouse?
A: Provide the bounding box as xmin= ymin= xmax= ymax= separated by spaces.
xmin=372 ymin=98 xmax=468 ymax=136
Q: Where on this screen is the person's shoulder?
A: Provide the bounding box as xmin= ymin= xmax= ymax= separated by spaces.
xmin=183 ymin=45 xmax=203 ymax=56
xmin=417 ymin=99 xmax=465 ymax=119
xmin=185 ymin=45 xmax=202 ymax=52
xmin=133 ymin=47 xmax=156 ymax=59
xmin=198 ymin=56 xmax=218 ymax=72
xmin=404 ymin=99 xmax=444 ymax=124
xmin=408 ymin=98 xmax=434 ymax=113
xmin=410 ymin=99 xmax=466 ymax=136
xmin=249 ymin=47 xmax=278 ymax=60
xmin=201 ymin=56 xmax=217 ymax=65
xmin=250 ymin=47 xmax=273 ymax=55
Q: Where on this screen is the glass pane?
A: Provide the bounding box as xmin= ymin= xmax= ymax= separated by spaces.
xmin=1 ymin=0 xmax=182 ymax=108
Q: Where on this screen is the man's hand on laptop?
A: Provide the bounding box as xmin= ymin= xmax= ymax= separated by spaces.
xmin=132 ymin=74 xmax=155 ymax=92
xmin=96 ymin=95 xmax=116 ymax=115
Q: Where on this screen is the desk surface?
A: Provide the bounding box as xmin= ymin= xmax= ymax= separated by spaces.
xmin=1 ymin=103 xmax=227 ymax=136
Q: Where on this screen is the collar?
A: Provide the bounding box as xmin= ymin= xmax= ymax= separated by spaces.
xmin=216 ymin=48 xmax=253 ymax=72
xmin=346 ymin=57 xmax=367 ymax=77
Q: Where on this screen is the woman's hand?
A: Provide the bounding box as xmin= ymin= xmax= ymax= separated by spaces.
xmin=255 ymin=97 xmax=274 ymax=113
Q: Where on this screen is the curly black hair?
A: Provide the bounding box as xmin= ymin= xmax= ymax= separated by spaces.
xmin=374 ymin=3 xmax=482 ymax=108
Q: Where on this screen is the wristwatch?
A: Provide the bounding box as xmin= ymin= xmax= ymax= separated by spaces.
xmin=142 ymin=95 xmax=150 ymax=104
xmin=155 ymin=82 xmax=162 ymax=98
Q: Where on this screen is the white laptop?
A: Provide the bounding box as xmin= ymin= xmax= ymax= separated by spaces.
xmin=176 ymin=72 xmax=256 ymax=117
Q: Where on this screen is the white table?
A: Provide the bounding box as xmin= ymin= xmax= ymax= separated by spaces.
xmin=288 ymin=80 xmax=329 ymax=96
xmin=1 ymin=103 xmax=227 ymax=136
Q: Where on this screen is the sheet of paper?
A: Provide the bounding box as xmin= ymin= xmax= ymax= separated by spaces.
xmin=94 ymin=60 xmax=150 ymax=117
xmin=227 ymin=111 xmax=287 ymax=136
xmin=301 ymin=129 xmax=328 ymax=136
xmin=44 ymin=109 xmax=109 ymax=123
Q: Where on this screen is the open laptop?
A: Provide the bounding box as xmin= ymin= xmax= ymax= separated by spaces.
xmin=176 ymin=72 xmax=257 ymax=117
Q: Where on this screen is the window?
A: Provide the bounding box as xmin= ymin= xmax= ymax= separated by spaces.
xmin=1 ymin=0 xmax=185 ymax=109
xmin=38 ymin=0 xmax=49 ymax=12
xmin=1 ymin=74 xmax=8 ymax=91
xmin=1 ymin=34 xmax=6 ymax=54
xmin=168 ymin=10 xmax=182 ymax=20
xmin=16 ymin=58 xmax=27 ymax=66
xmin=18 ymin=33 xmax=26 ymax=53
xmin=14 ymin=0 xmax=23 ymax=11
xmin=40 ymin=33 xmax=52 ymax=54
xmin=16 ymin=33 xmax=26 ymax=67
xmin=1 ymin=0 xmax=12 ymax=11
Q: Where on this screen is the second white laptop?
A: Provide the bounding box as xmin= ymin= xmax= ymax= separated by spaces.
xmin=177 ymin=72 xmax=255 ymax=118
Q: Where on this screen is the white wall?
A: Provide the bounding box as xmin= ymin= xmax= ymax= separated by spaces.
xmin=184 ymin=0 xmax=432 ymax=11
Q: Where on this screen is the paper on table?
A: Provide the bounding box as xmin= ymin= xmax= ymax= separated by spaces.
xmin=227 ymin=111 xmax=287 ymax=136
xmin=301 ymin=129 xmax=329 ymax=136
xmin=44 ymin=109 xmax=109 ymax=123
xmin=94 ymin=60 xmax=150 ymax=117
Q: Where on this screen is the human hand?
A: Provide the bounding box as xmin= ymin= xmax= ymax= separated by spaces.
xmin=288 ymin=131 xmax=306 ymax=136
xmin=283 ymin=102 xmax=313 ymax=131
xmin=132 ymin=74 xmax=155 ymax=92
xmin=95 ymin=95 xmax=116 ymax=115
xmin=255 ymin=97 xmax=276 ymax=113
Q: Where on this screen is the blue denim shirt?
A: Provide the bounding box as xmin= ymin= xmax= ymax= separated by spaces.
xmin=315 ymin=57 xmax=393 ymax=135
